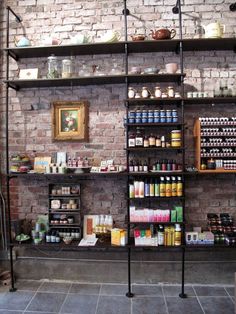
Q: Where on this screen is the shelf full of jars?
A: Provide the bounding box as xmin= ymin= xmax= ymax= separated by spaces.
xmin=194 ymin=117 xmax=236 ymax=173
xmin=47 ymin=183 xmax=81 ymax=244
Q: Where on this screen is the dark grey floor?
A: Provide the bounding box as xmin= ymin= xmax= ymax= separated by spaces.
xmin=0 ymin=280 xmax=234 ymax=314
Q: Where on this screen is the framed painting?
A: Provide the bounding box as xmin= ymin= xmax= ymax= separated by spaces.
xmin=52 ymin=101 xmax=89 ymax=141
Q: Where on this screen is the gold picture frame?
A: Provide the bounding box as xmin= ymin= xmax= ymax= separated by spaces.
xmin=52 ymin=101 xmax=89 ymax=141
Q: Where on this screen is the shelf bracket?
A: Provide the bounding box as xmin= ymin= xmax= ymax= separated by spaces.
xmin=122 ymin=8 xmax=130 ymax=16
xmin=175 ymin=42 xmax=180 ymax=55
xmin=8 ymin=50 xmax=18 ymax=61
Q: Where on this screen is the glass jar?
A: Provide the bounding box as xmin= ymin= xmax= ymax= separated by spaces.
xmin=141 ymin=87 xmax=150 ymax=98
xmin=62 ymin=58 xmax=73 ymax=78
xmin=47 ymin=55 xmax=59 ymax=78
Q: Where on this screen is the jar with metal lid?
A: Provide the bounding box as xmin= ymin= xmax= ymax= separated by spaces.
xmin=167 ymin=86 xmax=175 ymax=98
xmin=47 ymin=55 xmax=59 ymax=78
xmin=62 ymin=58 xmax=73 ymax=78
xmin=154 ymin=86 xmax=162 ymax=98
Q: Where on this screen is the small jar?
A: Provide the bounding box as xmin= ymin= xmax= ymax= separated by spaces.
xmin=154 ymin=86 xmax=162 ymax=98
xmin=47 ymin=55 xmax=59 ymax=78
xmin=141 ymin=87 xmax=150 ymax=98
xmin=128 ymin=87 xmax=135 ymax=98
xmin=149 ymin=134 xmax=156 ymax=147
xmin=155 ymin=136 xmax=161 ymax=147
xmin=62 ymin=58 xmax=73 ymax=78
xmin=167 ymin=86 xmax=175 ymax=98
xmin=144 ymin=136 xmax=149 ymax=147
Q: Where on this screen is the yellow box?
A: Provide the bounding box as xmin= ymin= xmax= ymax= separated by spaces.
xmin=111 ymin=228 xmax=127 ymax=246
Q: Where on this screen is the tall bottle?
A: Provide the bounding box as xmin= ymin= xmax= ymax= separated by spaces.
xmin=171 ymin=176 xmax=177 ymax=197
xmin=154 ymin=179 xmax=160 ymax=197
xmin=129 ymin=182 xmax=135 ymax=198
xmin=177 ymin=176 xmax=183 ymax=197
xmin=165 ymin=176 xmax=172 ymax=197
xmin=145 ymin=179 xmax=150 ymax=197
xmin=174 ymin=224 xmax=182 ymax=246
xmin=139 ymin=180 xmax=144 ymax=198
xmin=157 ymin=225 xmax=164 ymax=245
xmin=150 ymin=179 xmax=154 ymax=197
xmin=134 ymin=181 xmax=140 ymax=198
xmin=160 ymin=177 xmax=166 ymax=197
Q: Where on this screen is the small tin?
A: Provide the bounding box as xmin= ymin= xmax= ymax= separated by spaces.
xmin=160 ymin=117 xmax=166 ymax=123
xmin=142 ymin=118 xmax=148 ymax=123
xmin=128 ymin=118 xmax=135 ymax=124
xmin=142 ymin=110 xmax=148 ymax=118
xmin=154 ymin=117 xmax=160 ymax=123
xmin=160 ymin=110 xmax=166 ymax=117
xmin=135 ymin=110 xmax=142 ymax=118
xmin=171 ymin=109 xmax=178 ymax=117
xmin=135 ymin=118 xmax=141 ymax=123
xmin=148 ymin=117 xmax=154 ymax=123
xmin=166 ymin=117 xmax=172 ymax=123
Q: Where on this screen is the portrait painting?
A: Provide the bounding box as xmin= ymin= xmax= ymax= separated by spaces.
xmin=52 ymin=101 xmax=89 ymax=141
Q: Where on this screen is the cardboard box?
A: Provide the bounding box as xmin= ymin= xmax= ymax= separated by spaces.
xmin=175 ymin=206 xmax=183 ymax=222
xmin=171 ymin=210 xmax=177 ymax=222
xmin=111 ymin=228 xmax=127 ymax=246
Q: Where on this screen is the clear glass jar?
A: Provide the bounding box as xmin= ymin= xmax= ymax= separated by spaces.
xmin=167 ymin=86 xmax=175 ymax=98
xmin=154 ymin=86 xmax=162 ymax=98
xmin=62 ymin=58 xmax=73 ymax=78
xmin=47 ymin=55 xmax=59 ymax=78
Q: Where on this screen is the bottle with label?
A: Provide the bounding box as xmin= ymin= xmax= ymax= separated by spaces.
xmin=134 ymin=181 xmax=140 ymax=198
xmin=134 ymin=160 xmax=139 ymax=172
xmin=149 ymin=134 xmax=156 ymax=147
xmin=171 ymin=176 xmax=177 ymax=197
xmin=157 ymin=225 xmax=164 ymax=245
xmin=174 ymin=224 xmax=182 ymax=246
xmin=144 ymin=136 xmax=149 ymax=147
xmin=150 ymin=179 xmax=154 ymax=197
xmin=156 ymin=136 xmax=161 ymax=147
xmin=177 ymin=176 xmax=183 ymax=197
xmin=128 ymin=132 xmax=135 ymax=147
xmin=138 ymin=161 xmax=143 ymax=172
xmin=154 ymin=179 xmax=160 ymax=197
xmin=129 ymin=182 xmax=135 ymax=198
xmin=160 ymin=177 xmax=166 ymax=197
xmin=135 ymin=129 xmax=144 ymax=147
xmin=143 ymin=160 xmax=148 ymax=172
xmin=139 ymin=180 xmax=144 ymax=198
xmin=144 ymin=179 xmax=150 ymax=197
xmin=129 ymin=160 xmax=134 ymax=172
xmin=165 ymin=176 xmax=172 ymax=197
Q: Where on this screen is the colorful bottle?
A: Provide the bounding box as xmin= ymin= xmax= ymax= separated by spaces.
xmin=154 ymin=179 xmax=160 ymax=197
xmin=177 ymin=176 xmax=183 ymax=197
xmin=174 ymin=224 xmax=182 ymax=246
xmin=160 ymin=177 xmax=166 ymax=197
xmin=165 ymin=176 xmax=172 ymax=197
xmin=144 ymin=179 xmax=150 ymax=197
xmin=150 ymin=179 xmax=154 ymax=197
xmin=171 ymin=176 xmax=177 ymax=197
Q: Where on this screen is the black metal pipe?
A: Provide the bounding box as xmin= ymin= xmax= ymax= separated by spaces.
xmin=179 ymin=247 xmax=187 ymax=298
xmin=126 ymin=247 xmax=134 ymax=298
xmin=6 ymin=6 xmax=22 ymax=23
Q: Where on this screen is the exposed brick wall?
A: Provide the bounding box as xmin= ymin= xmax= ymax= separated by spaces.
xmin=0 ymin=0 xmax=236 ymax=229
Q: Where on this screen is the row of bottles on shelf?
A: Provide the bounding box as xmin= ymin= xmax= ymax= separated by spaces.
xmin=201 ymin=138 xmax=236 ymax=147
xmin=128 ymin=129 xmax=182 ymax=148
xmin=201 ymin=159 xmax=236 ymax=170
xmin=129 ymin=159 xmax=181 ymax=172
xmin=201 ymin=128 xmax=236 ymax=136
xmin=130 ymin=205 xmax=183 ymax=223
xmin=46 ymin=229 xmax=81 ymax=243
xmin=201 ymin=148 xmax=236 ymax=157
xmin=129 ymin=176 xmax=183 ymax=199
xmin=199 ymin=117 xmax=236 ymax=126
xmin=134 ymin=224 xmax=182 ymax=246
xmin=126 ymin=109 xmax=178 ymax=124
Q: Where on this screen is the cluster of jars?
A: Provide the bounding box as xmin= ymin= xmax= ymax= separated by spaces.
xmin=127 ymin=109 xmax=178 ymax=124
xmin=199 ymin=117 xmax=236 ymax=125
xmin=47 ymin=55 xmax=74 ymax=79
xmin=128 ymin=86 xmax=181 ymax=99
xmin=128 ymin=159 xmax=180 ymax=172
xmin=128 ymin=129 xmax=182 ymax=148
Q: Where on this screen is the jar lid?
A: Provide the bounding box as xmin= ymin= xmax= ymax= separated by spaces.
xmin=171 ymin=130 xmax=181 ymax=133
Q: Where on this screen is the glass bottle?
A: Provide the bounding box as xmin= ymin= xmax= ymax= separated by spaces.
xmin=158 ymin=225 xmax=164 ymax=245
xmin=165 ymin=176 xmax=172 ymax=197
xmin=149 ymin=134 xmax=156 ymax=147
xmin=128 ymin=132 xmax=135 ymax=147
xmin=135 ymin=129 xmax=144 ymax=146
xmin=177 ymin=176 xmax=183 ymax=196
xmin=174 ymin=224 xmax=181 ymax=246
xmin=171 ymin=176 xmax=177 ymax=197
xmin=154 ymin=86 xmax=162 ymax=98
xmin=47 ymin=54 xmax=59 ymax=78
xmin=160 ymin=177 xmax=166 ymax=197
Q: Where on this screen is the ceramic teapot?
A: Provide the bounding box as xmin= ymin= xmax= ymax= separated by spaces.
xmin=150 ymin=28 xmax=176 ymax=40
xmin=202 ymin=22 xmax=225 ymax=38
xmin=15 ymin=36 xmax=31 ymax=47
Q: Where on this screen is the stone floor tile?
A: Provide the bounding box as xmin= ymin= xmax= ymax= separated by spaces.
xmin=224 ymin=286 xmax=235 ymax=297
xmin=100 ymin=284 xmax=127 ymax=296
xmin=162 ymin=285 xmax=196 ymax=297
xmin=26 ymin=292 xmax=66 ymax=312
xmin=132 ymin=284 xmax=163 ymax=296
xmin=16 ymin=280 xmax=42 ymax=291
xmin=198 ymin=296 xmax=234 ymax=314
xmin=166 ymin=296 xmax=204 ymax=314
xmin=0 ymin=291 xmax=34 ymax=311
xmin=132 ymin=296 xmax=167 ymax=314
xmin=0 ymin=311 xmax=23 ymax=314
xmin=96 ymin=295 xmax=131 ymax=314
xmin=38 ymin=282 xmax=71 ymax=293
xmin=60 ymin=294 xmax=98 ymax=314
xmin=69 ymin=283 xmax=100 ymax=295
xmin=194 ymin=286 xmax=228 ymax=296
